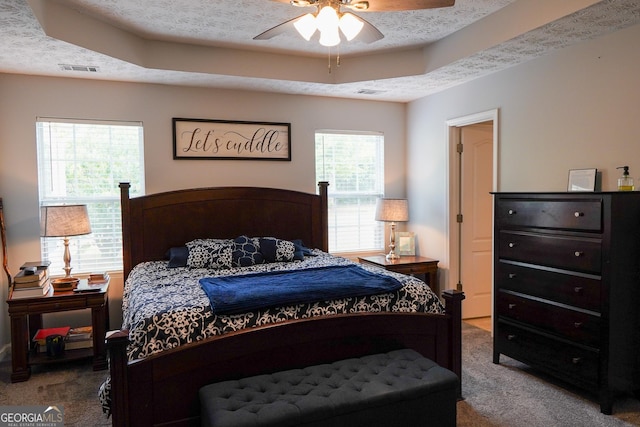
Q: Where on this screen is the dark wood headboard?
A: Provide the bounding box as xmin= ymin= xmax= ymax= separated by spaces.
xmin=119 ymin=182 xmax=329 ymax=278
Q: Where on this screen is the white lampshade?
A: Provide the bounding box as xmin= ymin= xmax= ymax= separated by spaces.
xmin=339 ymin=13 xmax=364 ymax=41
xmin=375 ymin=198 xmax=409 ymax=222
xmin=316 ymin=6 xmax=339 ymax=32
xmin=40 ymin=205 xmax=92 ymax=237
xmin=294 ymin=13 xmax=317 ymax=41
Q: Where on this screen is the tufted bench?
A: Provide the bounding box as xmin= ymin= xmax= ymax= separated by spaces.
xmin=199 ymin=348 xmax=458 ymax=427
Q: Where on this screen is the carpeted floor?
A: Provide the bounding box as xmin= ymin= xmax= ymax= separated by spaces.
xmin=458 ymin=323 xmax=640 ymax=427
xmin=0 ymin=323 xmax=638 ymax=426
xmin=0 ymin=359 xmax=109 ymax=426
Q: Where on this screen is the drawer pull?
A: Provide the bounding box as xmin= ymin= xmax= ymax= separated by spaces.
xmin=572 ymin=357 xmax=582 ymax=365
xmin=508 ymin=209 xmax=516 ymax=215
xmin=508 ymin=303 xmax=516 ymax=310
xmin=508 ymin=242 xmax=516 ymax=248
xmin=574 ymin=211 xmax=584 ymax=217
xmin=508 ymin=273 xmax=517 ymax=279
xmin=574 ymin=286 xmax=584 ymax=294
xmin=507 ymin=334 xmax=517 ymax=341
xmin=574 ymin=322 xmax=583 ymax=329
xmin=574 ymin=251 xmax=583 ymax=257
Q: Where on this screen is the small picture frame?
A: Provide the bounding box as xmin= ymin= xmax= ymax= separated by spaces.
xmin=568 ymin=168 xmax=597 ymax=192
xmin=397 ymin=232 xmax=415 ymax=256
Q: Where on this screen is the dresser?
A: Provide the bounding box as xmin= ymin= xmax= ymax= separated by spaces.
xmin=492 ymin=192 xmax=640 ymax=414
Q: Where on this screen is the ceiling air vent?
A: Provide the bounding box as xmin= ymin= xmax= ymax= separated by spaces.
xmin=59 ymin=64 xmax=99 ymax=72
xmin=356 ymin=89 xmax=385 ymax=95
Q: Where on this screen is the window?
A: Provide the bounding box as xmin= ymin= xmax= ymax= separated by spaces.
xmin=315 ymin=131 xmax=384 ymax=253
xmin=36 ymin=118 xmax=145 ymax=275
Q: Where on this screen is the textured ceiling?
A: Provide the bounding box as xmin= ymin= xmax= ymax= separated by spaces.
xmin=1 ymin=0 xmax=639 ymax=102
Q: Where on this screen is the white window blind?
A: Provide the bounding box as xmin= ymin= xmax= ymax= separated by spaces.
xmin=36 ymin=118 xmax=145 ymax=275
xmin=315 ymin=131 xmax=384 ymax=253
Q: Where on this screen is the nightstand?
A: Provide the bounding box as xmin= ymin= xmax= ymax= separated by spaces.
xmin=358 ymin=255 xmax=439 ymax=293
xmin=6 ymin=278 xmax=110 ymax=382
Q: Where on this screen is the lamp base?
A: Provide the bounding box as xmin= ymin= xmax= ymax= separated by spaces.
xmin=385 ymin=252 xmax=401 ymax=261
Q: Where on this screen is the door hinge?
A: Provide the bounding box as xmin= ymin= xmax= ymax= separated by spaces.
xmin=457 ymin=213 xmax=463 ymax=223
xmin=457 ymin=143 xmax=463 ymax=154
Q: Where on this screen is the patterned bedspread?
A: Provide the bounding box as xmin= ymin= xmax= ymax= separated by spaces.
xmin=123 ymin=250 xmax=443 ymax=360
xmin=99 ymin=250 xmax=444 ymax=414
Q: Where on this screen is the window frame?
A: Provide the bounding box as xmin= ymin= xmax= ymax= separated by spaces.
xmin=36 ymin=117 xmax=145 ymax=275
xmin=315 ymin=130 xmax=385 ymax=254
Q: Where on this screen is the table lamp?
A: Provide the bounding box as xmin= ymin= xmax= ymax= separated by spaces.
xmin=40 ymin=204 xmax=91 ymax=288
xmin=375 ymin=198 xmax=409 ymax=260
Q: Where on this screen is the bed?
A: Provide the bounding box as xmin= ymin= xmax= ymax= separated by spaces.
xmin=104 ymin=181 xmax=464 ymax=427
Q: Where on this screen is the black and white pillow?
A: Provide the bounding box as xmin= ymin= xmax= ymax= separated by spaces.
xmin=185 ymin=239 xmax=233 ymax=269
xmin=232 ymin=236 xmax=264 ymax=267
xmin=259 ymin=237 xmax=297 ymax=263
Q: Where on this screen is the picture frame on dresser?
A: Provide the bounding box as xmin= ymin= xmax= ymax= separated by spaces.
xmin=567 ymin=168 xmax=597 ymax=192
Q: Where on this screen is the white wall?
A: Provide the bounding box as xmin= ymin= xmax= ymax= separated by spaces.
xmin=0 ymin=75 xmax=406 ymax=357
xmin=407 ymin=23 xmax=640 ymax=293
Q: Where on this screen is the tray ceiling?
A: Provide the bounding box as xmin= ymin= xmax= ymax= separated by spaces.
xmin=1 ymin=0 xmax=639 ymax=102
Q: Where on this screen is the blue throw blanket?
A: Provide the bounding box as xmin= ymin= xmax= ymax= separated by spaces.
xmin=199 ymin=265 xmax=403 ymax=314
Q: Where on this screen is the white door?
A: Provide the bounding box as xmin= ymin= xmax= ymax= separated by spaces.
xmin=460 ymin=123 xmax=494 ymax=319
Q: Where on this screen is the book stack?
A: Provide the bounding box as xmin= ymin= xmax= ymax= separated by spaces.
xmin=65 ymin=326 xmax=93 ymax=350
xmin=33 ymin=326 xmax=71 ymax=352
xmin=11 ymin=261 xmax=51 ymax=299
xmin=33 ymin=326 xmax=93 ymax=352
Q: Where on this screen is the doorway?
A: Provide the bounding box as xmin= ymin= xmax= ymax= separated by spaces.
xmin=446 ymin=110 xmax=498 ymax=321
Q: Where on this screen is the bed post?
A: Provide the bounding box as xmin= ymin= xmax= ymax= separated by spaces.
xmin=119 ymin=182 xmax=132 ymax=279
xmin=318 ymin=181 xmax=329 ymax=252
xmin=106 ymin=330 xmax=130 ymax=426
xmin=442 ymin=289 xmax=465 ymax=398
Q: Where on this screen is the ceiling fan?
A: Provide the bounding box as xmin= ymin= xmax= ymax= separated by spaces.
xmin=254 ymin=0 xmax=456 ymax=47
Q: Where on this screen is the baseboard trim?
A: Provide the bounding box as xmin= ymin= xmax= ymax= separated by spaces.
xmin=0 ymin=343 xmax=11 ymax=363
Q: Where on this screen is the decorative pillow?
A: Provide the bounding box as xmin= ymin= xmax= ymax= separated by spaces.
xmin=292 ymin=239 xmax=314 ymax=258
xmin=232 ymin=235 xmax=264 ymax=267
xmin=165 ymin=246 xmax=189 ymax=268
xmin=259 ymin=237 xmax=297 ymax=263
xmin=185 ymin=239 xmax=233 ymax=269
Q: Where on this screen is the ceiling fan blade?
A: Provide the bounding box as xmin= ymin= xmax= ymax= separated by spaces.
xmin=350 ymin=0 xmax=455 ymax=12
xmin=254 ymin=15 xmax=306 ymax=40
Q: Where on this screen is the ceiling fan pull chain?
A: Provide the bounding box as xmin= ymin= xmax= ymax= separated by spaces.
xmin=328 ymin=48 xmax=332 ymax=74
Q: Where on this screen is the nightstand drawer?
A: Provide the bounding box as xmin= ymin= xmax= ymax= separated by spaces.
xmin=497 ymin=290 xmax=600 ymax=347
xmin=495 ymin=199 xmax=602 ymax=231
xmin=498 ymin=230 xmax=601 ymax=274
xmin=387 ymin=264 xmax=425 ymax=275
xmin=22 ymin=298 xmax=88 ymax=313
xmin=496 ymin=261 xmax=601 ymax=311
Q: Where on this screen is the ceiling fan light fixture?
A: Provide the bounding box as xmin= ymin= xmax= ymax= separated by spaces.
xmin=294 ymin=13 xmax=317 ymax=40
xmin=339 ymin=12 xmax=364 ymax=41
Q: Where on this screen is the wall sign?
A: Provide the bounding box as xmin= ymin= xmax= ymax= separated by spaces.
xmin=173 ymin=118 xmax=291 ymax=160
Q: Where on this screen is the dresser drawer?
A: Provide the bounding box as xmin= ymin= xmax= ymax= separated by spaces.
xmin=498 ymin=230 xmax=601 ymax=274
xmin=496 ymin=261 xmax=601 ymax=311
xmin=496 ymin=291 xmax=600 ymax=347
xmin=496 ymin=199 xmax=602 ymax=231
xmin=495 ymin=321 xmax=599 ymax=387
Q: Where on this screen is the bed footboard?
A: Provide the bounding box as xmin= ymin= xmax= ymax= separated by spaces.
xmin=106 ymin=290 xmax=464 ymax=427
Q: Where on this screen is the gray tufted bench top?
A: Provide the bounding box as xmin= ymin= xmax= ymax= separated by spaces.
xmin=199 ymin=348 xmax=458 ymax=427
